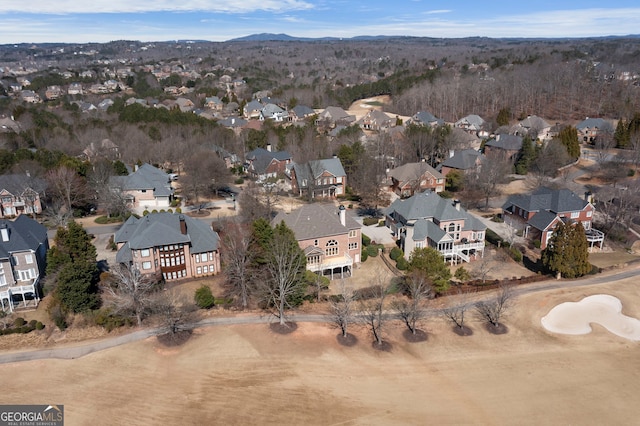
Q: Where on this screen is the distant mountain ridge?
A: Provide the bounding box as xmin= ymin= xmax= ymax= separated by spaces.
xmin=227 ymin=33 xmax=403 ymax=42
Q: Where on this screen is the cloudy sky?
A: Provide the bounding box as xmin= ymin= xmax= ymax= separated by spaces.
xmin=1 ymin=1 xmax=639 ymax=43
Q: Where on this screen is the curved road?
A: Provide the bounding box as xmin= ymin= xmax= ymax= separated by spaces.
xmin=1 ymin=264 xmax=638 ymax=365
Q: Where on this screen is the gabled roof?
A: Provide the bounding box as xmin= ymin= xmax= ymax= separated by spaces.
xmin=502 ymin=186 xmax=590 ymax=215
xmin=527 ymin=210 xmax=560 ymax=232
xmin=0 ymin=174 xmax=47 ymax=195
xmin=441 ymin=149 xmax=483 ymax=171
xmin=387 ymin=191 xmax=470 ymax=224
xmin=291 ymin=105 xmax=315 ymax=117
xmin=455 ymin=114 xmax=485 ymax=129
xmin=518 ymin=115 xmax=551 ymax=129
xmin=319 ymin=106 xmax=353 ymax=122
xmin=114 ymin=213 xmax=220 ymax=261
xmin=413 ymin=219 xmax=450 ymax=243
xmin=485 ymin=134 xmax=522 ymax=151
xmin=218 ymin=116 xmax=247 ymax=128
xmin=244 ymin=100 xmax=263 ymax=114
xmin=413 ymin=111 xmax=444 ymax=126
xmin=110 ymin=163 xmax=173 ymax=197
xmin=272 ymin=203 xmax=359 ymax=240
xmin=389 ymin=162 xmax=443 ymax=184
xmin=576 ymin=117 xmax=613 ymax=132
xmin=245 ymin=148 xmax=291 ymax=175
xmin=293 ymin=158 xmax=347 ymax=187
xmin=0 ymin=215 xmax=48 ymax=259
xmin=261 ymin=103 xmax=284 ymax=115
xmin=361 ymin=110 xmax=392 ymax=124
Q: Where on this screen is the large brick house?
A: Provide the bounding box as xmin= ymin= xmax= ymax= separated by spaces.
xmin=502 ymin=187 xmax=604 ymax=250
xmin=385 ymin=192 xmax=486 ymax=263
xmin=114 ymin=213 xmax=221 ymax=282
xmin=0 ymin=174 xmax=47 ymax=219
xmin=290 ymin=158 xmax=347 ymax=199
xmin=0 ymin=215 xmax=49 ymax=312
xmin=245 ymin=147 xmax=292 ymax=181
xmin=388 ymin=162 xmax=445 ymax=197
xmin=273 ymin=203 xmax=361 ymax=279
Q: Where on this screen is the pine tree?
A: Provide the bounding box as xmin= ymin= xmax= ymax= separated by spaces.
xmin=408 ymin=247 xmax=452 ymax=294
xmin=557 ymin=126 xmax=580 ymax=159
xmin=541 ymin=222 xmax=591 ymax=279
xmin=496 ymin=107 xmax=511 ymax=127
xmin=515 ymin=137 xmax=534 ymax=175
xmin=614 ymin=119 xmax=629 ymax=148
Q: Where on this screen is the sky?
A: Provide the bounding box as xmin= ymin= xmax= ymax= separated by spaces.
xmin=1 ymin=1 xmax=640 ymax=44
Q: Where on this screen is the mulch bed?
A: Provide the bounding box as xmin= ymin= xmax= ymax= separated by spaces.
xmin=402 ymin=329 xmax=428 ymax=343
xmin=156 ymin=330 xmax=193 ymax=346
xmin=485 ymin=323 xmax=509 ymax=335
xmin=336 ymin=332 xmax=358 ymax=347
xmin=185 ymin=210 xmax=211 ymax=217
xmin=452 ymin=325 xmax=474 ymax=336
xmin=269 ymin=321 xmax=298 ymax=334
xmin=371 ymin=340 xmax=393 ymax=352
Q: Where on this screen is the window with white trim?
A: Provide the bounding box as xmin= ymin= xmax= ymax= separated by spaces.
xmin=141 ymin=249 xmax=150 ymax=257
xmin=197 ymin=266 xmax=202 ymax=275
xmin=586 ymin=211 xmax=592 ymax=217
xmin=348 ymin=230 xmax=357 ymax=238
xmin=348 ymin=242 xmax=358 ymax=250
xmin=142 ymin=261 xmax=152 ymax=270
xmin=570 ymin=211 xmax=579 ymax=219
xmin=325 ymin=240 xmax=338 ymax=257
xmin=25 ymin=254 xmax=33 ymax=264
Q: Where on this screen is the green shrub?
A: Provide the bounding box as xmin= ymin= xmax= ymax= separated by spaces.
xmin=175 ymin=207 xmax=182 ymax=214
xmin=485 ymin=228 xmax=504 ymax=246
xmin=13 ymin=317 xmax=26 ymax=327
xmin=35 ymin=321 xmax=45 ymax=330
xmin=396 ymin=257 xmax=409 ymax=270
xmin=377 ymin=220 xmax=385 ymax=227
xmin=194 ymin=285 xmax=215 ymax=309
xmin=454 ymin=266 xmax=471 ymax=281
xmin=170 ymin=199 xmax=180 ymax=207
xmin=533 ymin=240 xmax=541 ymax=249
xmin=151 ymin=209 xmax=158 ymax=214
xmin=143 ymin=210 xmax=150 ymax=216
xmin=361 ymin=250 xmax=369 ymax=262
xmin=491 ymin=215 xmax=504 ymax=223
xmin=439 ymin=190 xmax=453 ymax=198
xmin=93 ymin=308 xmax=133 ymax=332
xmin=234 ymin=177 xmax=245 ymax=184
xmin=508 ymin=247 xmax=523 ymax=262
xmin=389 ymin=247 xmax=403 ymax=261
xmin=363 ymin=217 xmax=378 ymax=226
xmin=159 ymin=209 xmax=166 ymax=213
xmin=167 ymin=209 xmax=173 ymax=213
xmin=362 ymin=234 xmax=371 ymax=247
xmin=366 ymin=245 xmax=379 ymax=257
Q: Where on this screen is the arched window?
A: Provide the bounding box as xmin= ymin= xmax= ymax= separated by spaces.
xmin=325 ymin=239 xmax=338 ymax=256
xmin=448 ymin=223 xmax=456 ymax=232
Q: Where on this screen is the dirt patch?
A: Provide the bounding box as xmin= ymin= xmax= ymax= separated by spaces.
xmin=269 ymin=321 xmax=298 ymax=335
xmin=485 ymin=323 xmax=509 ymax=335
xmin=371 ymin=340 xmax=393 ymax=352
xmin=452 ymin=325 xmax=474 ymax=336
xmin=402 ymin=328 xmax=428 ymax=342
xmin=156 ymin=330 xmax=193 ymax=346
xmin=336 ymin=332 xmax=358 ymax=347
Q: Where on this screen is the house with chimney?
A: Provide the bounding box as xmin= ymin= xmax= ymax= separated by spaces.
xmin=114 ymin=212 xmax=221 ymax=282
xmin=290 ymin=157 xmax=347 ymax=199
xmin=0 ymin=215 xmax=49 ymax=312
xmin=245 ymin=147 xmax=292 ymax=181
xmin=502 ymin=187 xmax=604 ymax=250
xmin=438 ymin=149 xmax=484 ymax=177
xmin=388 ymin=162 xmax=445 ymax=197
xmin=385 ymin=192 xmax=486 ymax=263
xmin=576 ymin=117 xmax=614 ymax=143
xmin=109 ymin=163 xmax=174 ymax=215
xmin=273 ymin=204 xmax=361 ymax=279
xmin=483 ymin=134 xmax=523 ymax=163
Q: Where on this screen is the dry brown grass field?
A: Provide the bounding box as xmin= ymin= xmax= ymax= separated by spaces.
xmin=2 ymin=270 xmax=640 ymax=426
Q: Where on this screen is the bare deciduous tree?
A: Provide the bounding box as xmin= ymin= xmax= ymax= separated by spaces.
xmin=45 ymin=166 xmax=88 ymax=212
xmin=466 ymin=155 xmax=511 ymax=209
xmin=475 ymin=285 xmax=514 ymax=328
xmin=393 ymin=272 xmax=432 ymax=335
xmin=102 ymin=264 xmax=160 ymax=326
xmin=358 ymin=272 xmax=390 ymax=346
xmin=152 ymin=290 xmax=198 ymax=336
xmin=330 ymin=280 xmax=357 ymax=338
xmin=221 ymin=220 xmax=254 ymax=309
xmin=442 ymin=289 xmax=473 ymax=333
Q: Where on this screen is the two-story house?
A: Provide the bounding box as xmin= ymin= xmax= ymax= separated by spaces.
xmin=290 ymin=158 xmax=347 ymax=199
xmin=388 ymin=162 xmax=445 ymax=197
xmin=385 ymin=192 xmax=486 ymax=263
xmin=483 ymin=134 xmax=523 ymax=163
xmin=0 ymin=215 xmax=49 ymax=312
xmin=245 ymin=147 xmax=292 ymax=181
xmin=109 ymin=164 xmax=174 ymax=215
xmin=576 ymin=117 xmax=614 ymax=143
xmin=273 ymin=204 xmax=361 ymax=279
xmin=358 ymin=110 xmax=394 ymax=131
xmin=513 ymin=115 xmax=552 ymax=141
xmin=438 ymin=149 xmax=484 ymax=177
xmin=114 ymin=213 xmax=221 ymax=282
xmin=502 ymin=187 xmax=604 ymax=250
xmin=0 ymin=174 xmax=47 ymax=219
xmin=454 ymin=114 xmax=486 ymax=135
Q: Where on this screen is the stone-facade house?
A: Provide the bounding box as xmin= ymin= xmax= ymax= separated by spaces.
xmin=389 ymin=162 xmax=445 ymax=197
xmin=385 ymin=192 xmax=486 ymax=263
xmin=513 ymin=115 xmax=552 ymax=141
xmin=502 ymin=187 xmax=604 ymax=250
xmin=109 ymin=164 xmax=174 ymax=215
xmin=115 ymin=213 xmax=221 ymax=282
xmin=0 ymin=174 xmax=47 ymax=219
xmin=0 ymin=215 xmax=49 ymax=312
xmin=454 ymin=114 xmax=486 ymax=134
xmin=290 ymin=158 xmax=347 ymax=199
xmin=576 ymin=117 xmax=614 ymax=143
xmin=359 ymin=110 xmax=394 ymax=131
xmin=273 ymin=204 xmax=361 ymax=279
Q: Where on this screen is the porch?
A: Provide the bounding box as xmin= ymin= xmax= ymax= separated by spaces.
xmin=585 ymin=228 xmax=605 ymax=251
xmin=307 ymin=253 xmax=354 ymax=280
xmin=0 ymin=279 xmax=40 ymax=313
xmin=439 ymin=241 xmax=485 ymax=265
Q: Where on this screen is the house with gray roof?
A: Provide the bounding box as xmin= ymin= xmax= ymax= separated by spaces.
xmin=502 ymin=187 xmax=603 ymax=250
xmin=245 ymin=147 xmax=292 ymax=181
xmin=290 ymin=158 xmax=347 ymax=199
xmin=454 ymin=114 xmax=486 ymax=134
xmin=259 ymin=103 xmax=288 ymax=122
xmin=358 ymin=110 xmax=394 ymax=131
xmin=513 ymin=115 xmax=552 ymax=140
xmin=290 ymin=105 xmax=315 ymax=122
xmin=388 ymin=162 xmax=445 ymax=197
xmin=114 ymin=212 xmax=221 ymax=282
xmin=439 ymin=149 xmax=484 ymax=177
xmin=576 ymin=117 xmax=614 ymax=143
xmin=483 ymin=134 xmax=523 ymax=163
xmin=411 ymin=111 xmax=444 ymax=127
xmin=243 ymin=100 xmax=264 ymax=119
xmin=109 ymin=163 xmax=174 ymax=215
xmin=0 ymin=174 xmax=47 ymax=219
xmin=385 ymin=191 xmax=486 ymax=262
xmin=273 ymin=203 xmax=361 ymax=279
xmin=0 ymin=215 xmax=49 ymax=312
xmin=315 ymin=106 xmax=355 ymax=129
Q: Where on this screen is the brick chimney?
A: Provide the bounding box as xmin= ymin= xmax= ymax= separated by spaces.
xmin=179 ymin=215 xmax=187 ymax=235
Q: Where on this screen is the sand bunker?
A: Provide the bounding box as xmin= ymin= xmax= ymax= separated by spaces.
xmin=541 ymin=295 xmax=640 ymax=341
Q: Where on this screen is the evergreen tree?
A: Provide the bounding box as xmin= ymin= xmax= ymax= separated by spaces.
xmin=557 ymin=126 xmax=580 ymax=159
xmin=407 ymin=247 xmax=452 ymax=294
xmin=614 ymin=119 xmax=629 ymax=148
xmin=515 ymin=137 xmax=535 ymax=175
xmin=496 ymin=107 xmax=511 ymax=127
xmin=541 ymin=222 xmax=591 ymax=279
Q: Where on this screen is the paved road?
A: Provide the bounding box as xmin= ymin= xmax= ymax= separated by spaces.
xmin=1 ymin=264 xmax=638 ymax=365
